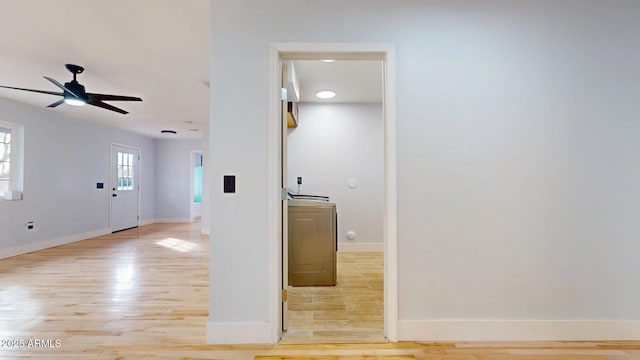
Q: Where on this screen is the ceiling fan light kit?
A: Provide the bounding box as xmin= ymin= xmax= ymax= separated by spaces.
xmin=64 ymin=98 xmax=86 ymax=106
xmin=0 ymin=64 xmax=142 ymax=114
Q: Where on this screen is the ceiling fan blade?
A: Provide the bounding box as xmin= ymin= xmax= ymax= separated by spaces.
xmin=87 ymin=93 xmax=142 ymax=102
xmin=88 ymin=100 xmax=129 ymax=114
xmin=0 ymin=85 xmax=62 ymax=96
xmin=43 ymin=76 xmax=81 ymax=98
xmin=47 ymin=99 xmax=65 ymax=108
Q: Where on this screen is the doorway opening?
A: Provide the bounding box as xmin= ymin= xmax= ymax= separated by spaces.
xmin=268 ymin=43 xmax=398 ymax=344
xmin=282 ymin=60 xmax=384 ymax=343
xmin=190 ymin=150 xmax=204 ymax=223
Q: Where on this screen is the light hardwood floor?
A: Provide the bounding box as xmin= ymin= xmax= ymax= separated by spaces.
xmin=1 ymin=223 xmax=639 ymax=359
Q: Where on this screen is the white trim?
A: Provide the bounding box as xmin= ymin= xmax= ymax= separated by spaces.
xmin=268 ymin=42 xmax=398 ymax=344
xmin=139 ymin=218 xmax=155 ymax=226
xmin=154 ymin=218 xmax=191 ymax=224
xmin=338 ymin=242 xmax=384 ymax=253
xmin=382 ymin=46 xmax=398 ymax=342
xmin=398 ymin=320 xmax=640 ymax=341
xmin=207 ymin=321 xmax=272 ymax=344
xmin=139 ymin=218 xmax=196 ymax=226
xmin=0 ymin=228 xmax=110 ymax=259
xmin=267 ymin=42 xmax=282 ymax=344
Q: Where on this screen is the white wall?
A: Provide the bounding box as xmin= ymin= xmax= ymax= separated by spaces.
xmin=209 ymin=0 xmax=640 ymax=342
xmin=154 ymin=139 xmax=203 ymax=222
xmin=0 ymin=97 xmax=155 ymax=258
xmin=287 ymin=103 xmax=383 ymax=247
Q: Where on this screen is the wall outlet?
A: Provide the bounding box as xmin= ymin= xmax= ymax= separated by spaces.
xmin=26 ymin=221 xmax=34 ymax=230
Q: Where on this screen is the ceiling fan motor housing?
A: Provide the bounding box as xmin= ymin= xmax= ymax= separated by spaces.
xmin=64 ymin=81 xmax=88 ymax=102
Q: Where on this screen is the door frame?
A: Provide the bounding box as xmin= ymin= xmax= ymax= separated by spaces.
xmin=267 ymin=42 xmax=398 ymax=342
xmin=189 ymin=149 xmax=204 ymax=222
xmin=109 ymin=142 xmax=142 ymax=231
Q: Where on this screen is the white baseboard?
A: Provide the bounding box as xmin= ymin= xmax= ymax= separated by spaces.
xmin=0 ymin=228 xmax=111 ymax=259
xmin=206 ymin=321 xmax=272 ymax=344
xmin=140 ymin=218 xmax=198 ymax=226
xmin=398 ymin=320 xmax=640 ymax=341
xmin=154 ymin=218 xmax=191 ymax=223
xmin=139 ymin=218 xmax=154 ymax=226
xmin=338 ymin=242 xmax=383 ymax=253
xmin=140 ymin=218 xmax=205 ymax=231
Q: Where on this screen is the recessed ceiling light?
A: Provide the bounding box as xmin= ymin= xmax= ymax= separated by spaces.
xmin=320 ymin=59 xmax=335 ymax=63
xmin=316 ymin=90 xmax=336 ymax=99
xmin=161 ymin=130 xmax=177 ymax=135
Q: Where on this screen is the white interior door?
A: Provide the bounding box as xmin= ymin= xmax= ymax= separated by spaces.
xmin=281 ymin=61 xmax=289 ymax=332
xmin=111 ymin=144 xmax=140 ymax=232
xmin=280 ymin=61 xmax=289 ymax=331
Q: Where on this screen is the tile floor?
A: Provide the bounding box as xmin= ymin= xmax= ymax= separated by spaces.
xmin=282 ymin=252 xmax=385 ymax=343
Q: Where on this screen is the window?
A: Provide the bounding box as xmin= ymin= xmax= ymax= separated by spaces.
xmin=117 ymin=152 xmax=135 ymax=191
xmin=0 ymin=121 xmax=21 ymax=196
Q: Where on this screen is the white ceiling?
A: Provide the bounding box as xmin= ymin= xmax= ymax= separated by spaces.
xmin=293 ymin=60 xmax=383 ymax=103
xmin=0 ymin=0 xmax=209 ymax=139
xmin=0 ymin=2 xmax=381 ymax=140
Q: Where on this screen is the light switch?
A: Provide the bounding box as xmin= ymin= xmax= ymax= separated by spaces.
xmin=223 ymin=175 xmax=236 ymax=193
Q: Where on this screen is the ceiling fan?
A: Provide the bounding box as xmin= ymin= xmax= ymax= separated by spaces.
xmin=0 ymin=64 xmax=142 ymax=114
